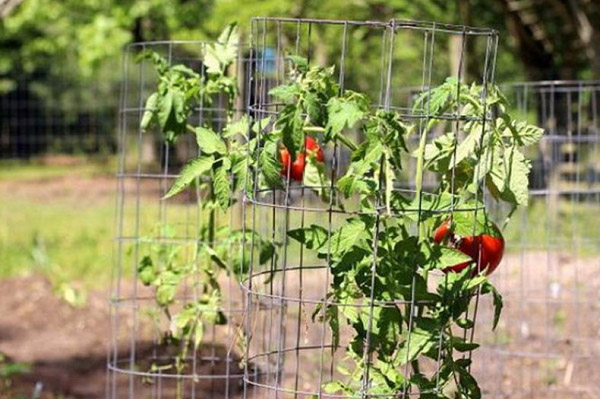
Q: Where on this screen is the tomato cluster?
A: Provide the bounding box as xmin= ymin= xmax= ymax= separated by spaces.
xmin=280 ymin=136 xmax=324 ymax=181
xmin=433 ymin=219 xmax=504 ymax=276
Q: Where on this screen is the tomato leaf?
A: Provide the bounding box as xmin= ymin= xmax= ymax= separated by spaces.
xmin=326 ymin=94 xmax=367 ymax=137
xmin=287 ymin=224 xmax=329 ymax=250
xmin=259 ymin=140 xmax=284 ymax=189
xmin=164 ymin=156 xmax=214 ymax=199
xmin=141 ymin=92 xmax=158 ymax=131
xmin=482 ymin=281 xmax=503 ymax=330
xmin=320 ymin=218 xmax=367 ymax=256
xmin=195 ymin=127 xmax=227 ymax=155
xmin=213 ymin=161 xmax=231 ymax=210
xmin=397 ymin=328 xmax=437 ymax=365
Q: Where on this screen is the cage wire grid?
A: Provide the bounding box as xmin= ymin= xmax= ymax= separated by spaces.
xmin=109 ymin=40 xmax=262 ymax=399
xmin=241 ymin=17 xmax=500 ymax=399
xmin=0 ymin=77 xmax=118 ymax=159
xmin=472 ymin=81 xmax=600 ymax=399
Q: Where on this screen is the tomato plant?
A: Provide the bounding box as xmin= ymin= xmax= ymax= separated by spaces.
xmin=251 ymin=56 xmax=543 ymax=398
xmin=134 ymin=24 xmax=276 ymax=391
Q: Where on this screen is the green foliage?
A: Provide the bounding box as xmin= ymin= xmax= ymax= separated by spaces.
xmin=268 ymin=57 xmax=540 ymax=398
xmin=418 ymin=80 xmax=544 ymax=209
xmin=134 ymin=25 xmax=278 ymax=382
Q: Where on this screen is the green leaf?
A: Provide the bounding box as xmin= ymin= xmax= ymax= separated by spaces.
xmin=158 ymin=90 xmax=173 ymax=129
xmin=465 ymin=276 xmax=487 ymax=290
xmin=156 ymin=284 xmax=177 ymax=306
xmin=456 ymin=318 xmax=474 ymax=329
xmin=303 ymin=154 xmax=331 ymax=201
xmin=287 ymin=55 xmax=308 ymax=72
xmin=482 ymin=281 xmax=503 ymax=330
xmin=259 ymin=241 xmax=276 ymax=265
xmin=326 ymin=96 xmax=366 ymax=135
xmin=259 ymin=140 xmax=284 ymax=189
xmin=164 ymin=156 xmax=214 ymax=199
xmin=489 ymin=146 xmax=531 ymax=206
xmin=287 ymin=224 xmax=329 ymax=250
xmin=193 ymin=321 xmax=204 ymax=348
xmin=172 ymin=89 xmax=185 ymax=123
xmin=398 ymin=328 xmax=437 ymax=365
xmin=204 ymin=23 xmax=239 ymax=75
xmin=500 ymin=118 xmax=544 ymax=147
xmin=203 ymin=243 xmax=228 ymax=270
xmin=279 ymin=104 xmax=303 ymax=161
xmin=269 ymin=84 xmax=300 ymax=102
xmin=138 ymin=255 xmax=155 ymax=286
xmin=321 ymin=218 xmax=367 ymax=256
xmin=224 ymin=115 xmax=250 ymax=138
xmin=195 ymin=127 xmax=227 ymax=155
xmin=456 ymin=362 xmax=482 ymax=399
xmin=213 ymin=162 xmax=231 ymax=210
xmin=429 ymin=247 xmax=473 ymax=270
xmin=451 ymin=336 xmax=480 ymax=352
xmin=141 ymin=92 xmax=158 ymax=131
xmin=322 ymin=381 xmax=346 ymax=394
xmin=454 ymin=123 xmax=483 ymax=165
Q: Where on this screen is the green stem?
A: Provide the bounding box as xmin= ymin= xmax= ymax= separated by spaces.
xmin=414 ymin=127 xmax=429 ymax=238
xmin=333 ymin=130 xmax=358 ymax=151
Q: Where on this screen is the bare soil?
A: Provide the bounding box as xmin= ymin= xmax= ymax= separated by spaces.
xmin=0 ymin=275 xmax=110 ymax=398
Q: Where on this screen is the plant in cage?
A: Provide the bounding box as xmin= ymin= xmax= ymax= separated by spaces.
xmin=247 ymin=56 xmax=543 ymax=398
xmin=130 ymin=25 xmax=277 ymax=388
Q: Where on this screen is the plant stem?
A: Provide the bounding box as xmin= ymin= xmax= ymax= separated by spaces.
xmin=414 ymin=126 xmax=429 ymax=238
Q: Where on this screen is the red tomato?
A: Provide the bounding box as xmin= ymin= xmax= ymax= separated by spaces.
xmin=280 ymin=136 xmax=323 ymax=181
xmin=433 ymin=220 xmax=452 ymax=244
xmin=280 ymin=149 xmax=305 ymax=181
xmin=305 ymin=136 xmax=324 ymax=162
xmin=433 ymin=220 xmax=504 ymax=276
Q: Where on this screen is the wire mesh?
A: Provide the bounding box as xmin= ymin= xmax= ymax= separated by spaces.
xmin=473 ymin=80 xmax=600 ymax=399
xmin=241 ymin=17 xmax=500 ymax=399
xmin=109 ymin=40 xmax=256 ymax=399
xmin=0 ymin=79 xmax=118 ymax=159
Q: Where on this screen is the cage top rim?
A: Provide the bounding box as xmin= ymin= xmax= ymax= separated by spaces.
xmin=251 ymin=16 xmax=499 ymax=36
xmin=502 ymin=79 xmax=600 ymax=89
xmin=125 ymin=39 xmax=245 ymax=49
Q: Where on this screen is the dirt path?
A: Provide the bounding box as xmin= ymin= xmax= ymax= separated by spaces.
xmin=0 ymin=276 xmax=110 ymax=398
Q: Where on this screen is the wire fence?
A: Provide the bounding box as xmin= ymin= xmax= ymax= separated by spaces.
xmin=474 ymin=80 xmax=600 ymax=399
xmin=0 ymin=80 xmax=119 ymax=159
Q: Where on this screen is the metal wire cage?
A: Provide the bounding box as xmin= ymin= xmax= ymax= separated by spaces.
xmin=109 ymin=40 xmax=253 ymax=399
xmin=241 ymin=17 xmax=502 ymax=399
xmin=473 ymin=81 xmax=600 ymax=398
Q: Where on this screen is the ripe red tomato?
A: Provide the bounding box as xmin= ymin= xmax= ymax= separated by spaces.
xmin=433 ymin=220 xmax=452 ymax=244
xmin=305 ymin=136 xmax=324 ymax=162
xmin=280 ymin=136 xmax=324 ymax=181
xmin=433 ymin=220 xmax=504 ymax=276
xmin=280 ymin=149 xmax=305 ymax=181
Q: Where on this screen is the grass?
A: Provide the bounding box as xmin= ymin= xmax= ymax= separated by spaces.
xmin=0 ymin=156 xmax=117 ymax=182
xmin=0 ymin=190 xmax=116 ymax=289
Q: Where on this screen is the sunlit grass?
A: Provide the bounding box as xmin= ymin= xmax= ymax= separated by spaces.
xmin=0 ymin=156 xmax=117 ymax=181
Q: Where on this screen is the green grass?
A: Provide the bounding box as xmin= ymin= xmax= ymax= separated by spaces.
xmin=0 ymin=192 xmax=116 ymax=289
xmin=502 ymin=196 xmax=600 ymax=256
xmin=0 ymin=156 xmax=117 ymax=182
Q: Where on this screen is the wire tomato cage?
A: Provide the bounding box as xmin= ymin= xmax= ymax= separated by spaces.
xmin=239 ymin=17 xmax=520 ymax=399
xmin=473 ymin=80 xmax=600 ymax=399
xmin=109 ymin=38 xmax=271 ymax=399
